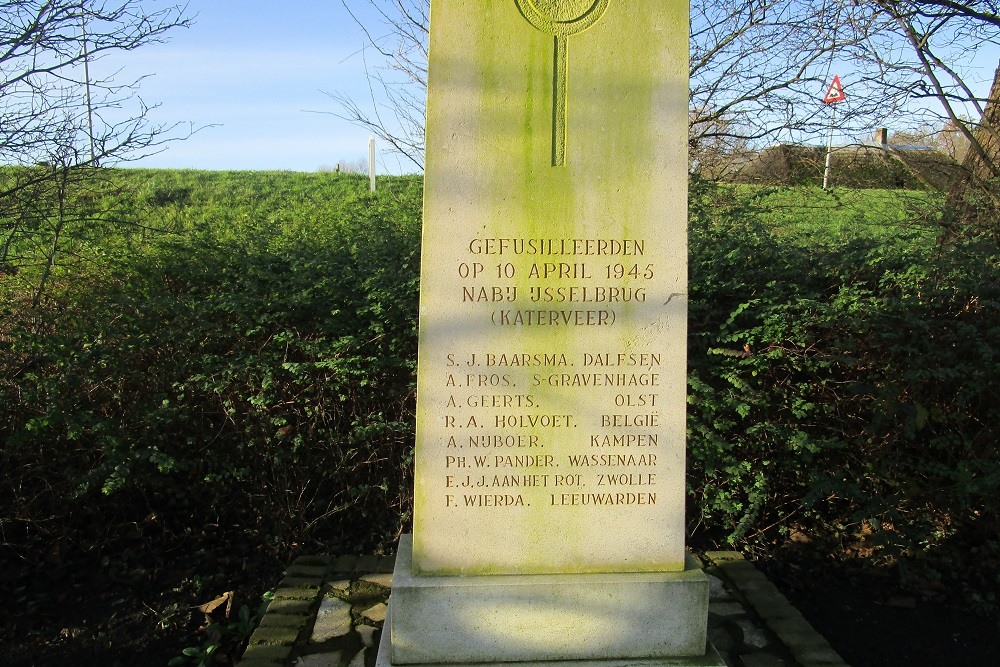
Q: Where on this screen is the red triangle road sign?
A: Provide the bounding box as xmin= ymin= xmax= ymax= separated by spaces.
xmin=824 ymin=75 xmax=846 ymax=104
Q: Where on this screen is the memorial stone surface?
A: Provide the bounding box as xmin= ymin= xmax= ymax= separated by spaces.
xmin=378 ymin=1 xmax=722 ymax=665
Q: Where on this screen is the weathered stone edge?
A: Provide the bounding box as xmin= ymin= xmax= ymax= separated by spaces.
xmin=703 ymin=552 xmax=850 ymax=667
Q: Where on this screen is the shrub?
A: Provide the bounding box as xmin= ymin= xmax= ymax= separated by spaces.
xmin=1 ymin=173 xmax=423 ymax=561
xmin=687 ymin=178 xmax=1000 ymax=569
xmin=2 ymin=171 xmax=997 ymax=629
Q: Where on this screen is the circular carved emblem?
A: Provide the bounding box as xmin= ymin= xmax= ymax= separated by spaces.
xmin=515 ymin=0 xmax=611 ymax=36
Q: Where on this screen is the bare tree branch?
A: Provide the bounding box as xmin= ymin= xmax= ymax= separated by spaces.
xmin=1 ymin=1 xmax=193 ymax=301
xmin=328 ymin=0 xmax=1000 ymax=192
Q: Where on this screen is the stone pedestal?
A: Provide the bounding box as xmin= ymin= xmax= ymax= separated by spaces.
xmin=376 ymin=536 xmax=724 ymax=667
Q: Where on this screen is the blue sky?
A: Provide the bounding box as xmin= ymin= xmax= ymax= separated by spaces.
xmin=96 ymin=2 xmax=999 ymax=173
xmin=103 ymin=1 xmax=408 ymax=173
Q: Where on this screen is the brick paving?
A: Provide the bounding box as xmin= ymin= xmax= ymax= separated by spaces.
xmin=238 ymin=552 xmax=848 ymax=667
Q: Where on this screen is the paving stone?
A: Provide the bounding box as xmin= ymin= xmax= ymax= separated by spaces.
xmin=732 ymin=569 xmax=769 ymax=585
xmin=287 ymin=565 xmax=329 ymax=579
xmin=733 ymin=578 xmax=774 ymax=597
xmin=708 ymin=574 xmax=733 ymax=601
xmin=716 ymin=649 xmax=735 ymax=667
xmin=331 ymin=555 xmax=359 ymax=574
xmin=266 ymin=597 xmax=313 ymax=616
xmin=249 ymin=624 xmax=300 ymax=646
xmin=720 ymin=564 xmax=769 ymax=588
xmin=360 ymin=572 xmax=393 ymax=589
xmin=361 ymin=602 xmax=388 ymax=623
xmin=295 ymin=650 xmax=343 ymax=666
xmin=354 ymin=554 xmax=380 ymax=572
xmin=274 ymin=587 xmax=320 ymax=601
xmin=769 ymin=616 xmax=816 ymax=637
xmin=705 ymin=551 xmax=745 ymax=563
xmin=258 ymin=613 xmax=307 ymax=629
xmin=735 ymin=619 xmax=771 ymax=649
xmin=710 ymin=601 xmax=748 ymax=618
xmin=746 ymin=590 xmax=796 ymax=618
xmin=327 ymin=579 xmax=351 ymax=595
xmin=374 ymin=556 xmax=396 ymax=573
xmin=281 ymin=576 xmax=322 ymax=588
xmin=739 ymin=652 xmax=790 ymax=667
xmin=769 ymin=621 xmax=822 ymax=648
xmin=241 ymin=643 xmax=293 ymax=663
xmin=294 ymin=555 xmax=332 ymax=567
xmin=312 ymin=595 xmax=353 ymax=643
xmin=778 ymin=632 xmax=823 ymax=652
xmin=791 ymin=646 xmax=846 ymax=665
xmin=708 ymin=624 xmax=738 ymax=653
xmin=761 ymin=606 xmax=809 ymax=624
xmin=357 ymin=625 xmax=378 ymax=648
xmin=347 ymin=647 xmax=365 ymax=667
xmin=717 ymin=557 xmax=755 ymax=572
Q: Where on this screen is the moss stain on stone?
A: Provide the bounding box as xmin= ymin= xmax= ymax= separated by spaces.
xmin=415 ymin=0 xmax=690 ymax=575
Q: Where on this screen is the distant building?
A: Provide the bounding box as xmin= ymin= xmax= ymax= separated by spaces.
xmin=731 ymin=130 xmax=963 ymax=190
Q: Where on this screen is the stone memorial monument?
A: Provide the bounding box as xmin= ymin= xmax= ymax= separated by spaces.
xmin=377 ymin=0 xmax=723 ymax=664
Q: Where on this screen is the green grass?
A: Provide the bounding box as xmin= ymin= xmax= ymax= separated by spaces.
xmin=729 ymin=184 xmax=941 ymax=244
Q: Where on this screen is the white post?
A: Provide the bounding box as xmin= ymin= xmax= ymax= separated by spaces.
xmin=81 ymin=15 xmax=96 ymax=165
xmin=369 ymin=136 xmax=376 ymax=192
xmin=822 ymin=105 xmax=836 ymax=189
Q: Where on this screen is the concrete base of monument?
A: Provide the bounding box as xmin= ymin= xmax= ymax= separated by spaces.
xmin=376 ymin=608 xmax=727 ymax=667
xmin=378 ymin=535 xmax=723 ymax=667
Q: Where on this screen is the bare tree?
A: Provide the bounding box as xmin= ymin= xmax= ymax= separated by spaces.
xmin=330 ymin=1 xmax=931 ymax=172
xmin=1 ymin=1 xmax=192 ymax=165
xmin=868 ymin=1 xmax=1000 ymax=169
xmin=1 ymin=0 xmax=192 ymax=300
xmin=688 ymin=108 xmax=753 ymax=180
xmin=956 ymin=61 xmax=1000 ymax=182
xmin=331 ymin=0 xmax=1000 ymax=190
xmin=936 ymin=118 xmax=972 ymax=162
xmin=680 ymin=0 xmax=995 ymax=177
xmin=324 ymin=0 xmax=428 ymax=171
xmin=853 ymin=1 xmax=1000 ymax=230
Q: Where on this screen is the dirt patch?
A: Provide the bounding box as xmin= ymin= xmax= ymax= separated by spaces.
xmin=1 ymin=534 xmax=284 ymax=667
xmin=762 ymin=559 xmax=1000 ymax=666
